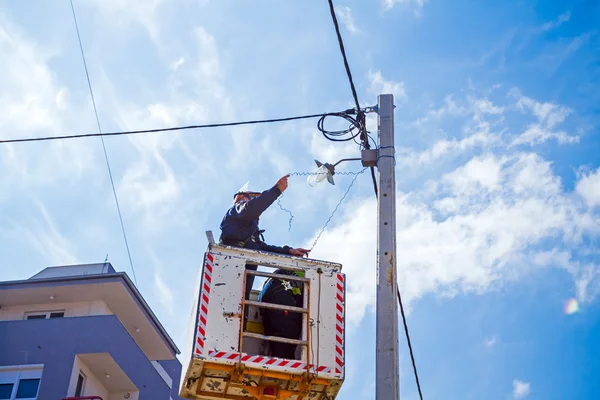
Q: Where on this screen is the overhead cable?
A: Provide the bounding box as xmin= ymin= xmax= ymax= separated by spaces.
xmin=70 ymin=0 xmax=138 ymax=286
xmin=397 ymin=284 xmax=424 ymax=400
xmin=327 ymin=0 xmax=361 ymax=111
xmin=326 ymin=0 xmax=378 ymax=196
xmin=0 ymin=112 xmax=351 ymax=145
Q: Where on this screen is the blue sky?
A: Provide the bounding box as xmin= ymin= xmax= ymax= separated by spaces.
xmin=1 ymin=0 xmax=599 ymax=398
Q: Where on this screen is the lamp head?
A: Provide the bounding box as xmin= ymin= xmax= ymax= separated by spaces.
xmin=308 ymin=159 xmax=335 ymax=186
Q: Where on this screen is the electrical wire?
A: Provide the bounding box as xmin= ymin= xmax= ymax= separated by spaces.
xmin=326 ymin=0 xmax=378 ymax=196
xmin=397 ymin=284 xmax=424 ymax=400
xmin=278 ymin=170 xmax=365 ymax=232
xmin=370 ymin=168 xmax=379 ymax=197
xmin=316 ymin=111 xmax=365 ymax=143
xmin=0 ymin=112 xmax=338 ymax=145
xmin=70 ymin=0 xmax=138 ymax=286
xmin=327 ymin=0 xmax=360 ymax=112
xmin=276 ymin=195 xmax=294 ymax=232
xmin=309 ymin=168 xmax=367 ymax=251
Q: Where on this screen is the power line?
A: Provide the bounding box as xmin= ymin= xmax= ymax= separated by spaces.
xmin=70 ymin=0 xmax=138 ymax=286
xmin=327 ymin=0 xmax=360 ymax=111
xmin=326 ymin=0 xmax=379 ymax=197
xmin=278 ymin=170 xmax=366 ymax=231
xmin=0 ymin=112 xmax=340 ymax=145
xmin=309 ymin=168 xmax=366 ymax=251
xmin=397 ymin=284 xmax=424 ymax=400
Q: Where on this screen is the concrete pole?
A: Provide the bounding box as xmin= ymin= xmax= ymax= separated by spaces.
xmin=376 ymin=94 xmax=399 ymax=400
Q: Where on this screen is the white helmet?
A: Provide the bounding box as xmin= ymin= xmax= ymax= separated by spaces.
xmin=233 ymin=181 xmax=261 ymax=199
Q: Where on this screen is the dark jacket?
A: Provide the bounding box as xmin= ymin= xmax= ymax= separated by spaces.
xmin=219 ymin=185 xmax=291 ymax=255
xmin=258 ymin=269 xmax=304 ymax=306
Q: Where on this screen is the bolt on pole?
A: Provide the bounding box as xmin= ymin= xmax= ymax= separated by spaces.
xmin=376 ymin=94 xmax=399 ymax=400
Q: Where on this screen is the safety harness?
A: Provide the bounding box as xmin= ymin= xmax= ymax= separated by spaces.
xmin=263 ymin=269 xmax=305 ymax=297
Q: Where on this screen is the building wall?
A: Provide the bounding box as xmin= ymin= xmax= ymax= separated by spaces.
xmin=0 ymin=300 xmax=112 ymax=321
xmin=65 ymin=356 xmax=110 ymax=399
xmin=0 ymin=315 xmax=182 ymax=399
xmin=157 ymin=359 xmax=183 ymax=400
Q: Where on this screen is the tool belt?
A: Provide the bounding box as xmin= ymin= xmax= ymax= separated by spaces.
xmin=220 ymin=229 xmax=266 ymax=249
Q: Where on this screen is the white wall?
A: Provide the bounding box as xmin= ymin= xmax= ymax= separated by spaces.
xmin=66 ymin=356 xmax=109 ymax=400
xmin=0 ymin=300 xmax=112 ymax=321
xmin=109 ymin=391 xmax=139 ymax=400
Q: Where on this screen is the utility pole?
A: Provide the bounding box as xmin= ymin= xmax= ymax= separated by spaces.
xmin=376 ymin=94 xmax=399 ymax=400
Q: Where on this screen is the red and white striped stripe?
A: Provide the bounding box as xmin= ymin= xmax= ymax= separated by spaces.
xmin=334 ymin=273 xmax=345 ymax=375
xmin=195 ymin=253 xmax=214 ymax=355
xmin=207 ymin=351 xmax=332 ymax=373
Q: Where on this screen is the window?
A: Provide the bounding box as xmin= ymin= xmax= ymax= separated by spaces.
xmin=23 ymin=311 xmax=64 ymax=320
xmin=0 ymin=365 xmax=43 ymax=400
xmin=15 ymin=380 xmax=39 ymax=399
xmin=0 ymin=384 xmax=13 ymax=400
xmin=74 ymin=372 xmax=85 ymax=397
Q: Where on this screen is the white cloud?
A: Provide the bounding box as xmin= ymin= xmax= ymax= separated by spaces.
xmin=384 ymin=0 xmax=428 ymax=14
xmin=512 ymin=125 xmax=579 ymax=146
xmin=510 ymin=90 xmax=578 ymax=146
xmin=573 ymin=264 xmax=600 ymax=304
xmin=153 ymin=269 xmax=175 ymax=315
xmin=515 ymin=94 xmax=571 ymax=129
xmin=407 ymin=89 xmax=578 ymax=154
xmin=335 ymin=6 xmax=359 ymax=35
xmin=472 ymin=98 xmax=505 ymax=115
xmin=398 ymin=130 xmax=499 ymax=167
xmin=91 ymin=24 xmax=233 ymax=232
xmin=92 ymin=0 xmax=166 ymax=45
xmin=541 ymin=11 xmax=571 ymax=31
xmin=484 ymin=336 xmax=497 ymax=348
xmin=0 ymin=14 xmax=97 ymax=195
xmin=368 ymin=70 xmax=407 ymax=102
xmin=308 ymin=199 xmax=377 ymax=326
xmin=513 ymin=379 xmax=531 ymax=399
xmin=5 ymin=201 xmax=78 ymax=265
xmin=147 ymin=247 xmax=175 ymax=315
xmin=442 ymin=154 xmax=502 ymax=194
xmin=576 ymin=167 xmax=600 ymax=208
xmin=170 ymin=57 xmax=185 ymax=71
xmin=308 ymin=150 xmax=600 ymax=326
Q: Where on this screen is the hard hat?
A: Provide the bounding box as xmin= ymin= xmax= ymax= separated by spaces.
xmin=233 ymin=181 xmax=260 ymax=199
xmin=238 ymin=181 xmax=249 ymax=193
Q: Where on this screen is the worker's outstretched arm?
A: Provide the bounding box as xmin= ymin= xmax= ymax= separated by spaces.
xmin=235 ymin=175 xmax=289 ymax=220
xmin=258 ymin=242 xmax=292 ymax=255
xmin=258 ymin=243 xmax=311 ymax=257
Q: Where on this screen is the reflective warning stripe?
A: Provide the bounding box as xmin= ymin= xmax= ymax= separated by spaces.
xmin=335 ymin=273 xmax=345 ymax=374
xmin=195 ymin=253 xmax=214 ymax=355
xmin=207 ymin=351 xmax=333 ymax=373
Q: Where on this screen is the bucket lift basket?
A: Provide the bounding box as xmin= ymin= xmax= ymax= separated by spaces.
xmin=179 ymin=239 xmax=346 ymax=400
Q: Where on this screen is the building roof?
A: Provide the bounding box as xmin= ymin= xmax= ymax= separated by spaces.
xmin=0 ymin=263 xmax=180 ymax=359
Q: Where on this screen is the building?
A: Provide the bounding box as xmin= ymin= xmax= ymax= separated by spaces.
xmin=0 ymin=263 xmax=183 ymax=400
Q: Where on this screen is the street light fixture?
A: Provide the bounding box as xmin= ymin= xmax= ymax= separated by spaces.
xmin=308 ymin=150 xmax=378 ymax=187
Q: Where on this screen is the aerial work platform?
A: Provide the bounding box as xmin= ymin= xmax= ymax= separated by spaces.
xmin=179 ymin=239 xmax=346 ymax=399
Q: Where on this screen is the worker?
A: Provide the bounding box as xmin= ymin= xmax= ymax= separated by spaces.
xmin=258 ymin=269 xmax=304 ymax=360
xmin=219 ymin=175 xmax=310 ymax=327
